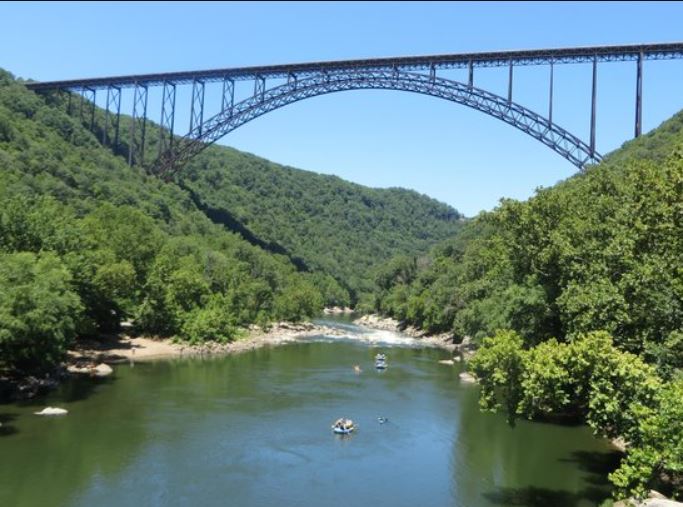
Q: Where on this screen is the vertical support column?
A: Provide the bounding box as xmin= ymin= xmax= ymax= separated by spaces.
xmin=56 ymin=89 xmax=65 ymax=109
xmin=507 ymin=61 xmax=513 ymax=103
xmin=468 ymin=60 xmax=474 ymax=87
xmin=89 ymin=88 xmax=96 ymax=132
xmin=590 ymin=56 xmax=597 ymax=157
xmin=112 ymin=86 xmax=121 ymax=149
xmin=158 ymin=81 xmax=176 ymax=157
xmin=548 ymin=60 xmax=554 ymax=125
xmin=635 ymin=50 xmax=643 ymax=138
xmin=429 ymin=64 xmax=436 ymax=84
xmin=128 ymin=86 xmax=135 ymax=166
xmin=67 ymin=90 xmax=72 ymax=115
xmin=103 ymin=87 xmax=112 ymax=144
xmin=222 ymin=77 xmax=235 ymax=113
xmin=254 ymin=75 xmax=265 ymax=101
xmin=128 ymin=82 xmax=148 ymax=166
xmin=79 ymin=87 xmax=96 ymax=130
xmin=79 ymin=88 xmax=86 ymax=122
xmin=138 ymin=86 xmax=148 ymax=166
xmin=287 ymin=73 xmax=297 ymax=90
xmin=189 ymin=79 xmax=205 ymax=135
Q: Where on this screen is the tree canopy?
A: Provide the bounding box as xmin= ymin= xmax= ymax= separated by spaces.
xmin=370 ymin=108 xmax=683 ymax=498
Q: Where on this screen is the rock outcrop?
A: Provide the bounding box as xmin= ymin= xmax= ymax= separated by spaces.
xmin=34 ymin=407 xmax=68 ymax=416
xmin=92 ymin=363 xmax=113 ymax=377
xmin=323 ymin=307 xmax=354 ymax=315
xmin=67 ymin=362 xmax=114 ymax=377
xmin=615 ymin=491 xmax=683 ymax=507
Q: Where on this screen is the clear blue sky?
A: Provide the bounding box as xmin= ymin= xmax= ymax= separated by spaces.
xmin=2 ymin=1 xmax=683 ymax=216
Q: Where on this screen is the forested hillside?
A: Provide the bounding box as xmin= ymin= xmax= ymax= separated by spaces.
xmin=0 ymin=70 xmax=326 ymax=375
xmin=369 ymin=110 xmax=683 ymax=499
xmin=0 ymin=68 xmax=463 ymax=378
xmin=182 ymin=145 xmax=463 ymax=302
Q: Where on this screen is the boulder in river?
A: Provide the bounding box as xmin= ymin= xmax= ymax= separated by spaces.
xmin=92 ymin=363 xmax=113 ymax=377
xmin=67 ymin=365 xmax=92 ymax=375
xmin=324 ymin=307 xmax=354 ymax=315
xmin=438 ymin=359 xmax=455 ymax=366
xmin=459 ymin=372 xmax=477 ymax=383
xmin=34 ymin=407 xmax=68 ymax=416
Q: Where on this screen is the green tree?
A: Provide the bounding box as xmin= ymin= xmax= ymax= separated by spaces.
xmin=469 ymin=329 xmax=526 ymax=424
xmin=610 ymin=380 xmax=683 ymax=500
xmin=180 ymin=294 xmax=238 ymax=344
xmin=0 ymin=252 xmax=82 ymax=373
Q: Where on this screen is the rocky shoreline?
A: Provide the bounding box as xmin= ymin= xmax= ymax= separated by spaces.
xmin=1 ymin=321 xmax=347 ymax=402
xmin=1 ymin=315 xmax=469 ymax=402
xmin=69 ymin=321 xmax=349 ymax=364
xmin=615 ymin=490 xmax=683 ymax=506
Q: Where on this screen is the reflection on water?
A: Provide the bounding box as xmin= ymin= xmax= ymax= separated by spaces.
xmin=0 ymin=318 xmax=617 ymax=507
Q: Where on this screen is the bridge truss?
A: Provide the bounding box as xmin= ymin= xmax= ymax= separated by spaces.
xmin=25 ymin=42 xmax=683 ymax=178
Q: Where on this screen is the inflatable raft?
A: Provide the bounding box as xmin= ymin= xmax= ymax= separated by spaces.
xmin=332 ymin=418 xmax=355 ymax=434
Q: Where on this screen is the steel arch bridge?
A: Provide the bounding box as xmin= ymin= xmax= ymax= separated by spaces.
xmin=157 ymin=70 xmax=597 ymax=180
xmin=25 ymin=42 xmax=683 ymax=179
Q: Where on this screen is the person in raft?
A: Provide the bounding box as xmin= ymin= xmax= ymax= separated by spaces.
xmin=333 ymin=418 xmax=353 ymax=430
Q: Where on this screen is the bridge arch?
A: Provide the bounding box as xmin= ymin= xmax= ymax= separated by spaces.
xmin=156 ymin=69 xmax=601 ymax=178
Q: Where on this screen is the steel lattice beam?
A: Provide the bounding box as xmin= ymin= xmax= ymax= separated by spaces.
xmin=189 ymin=79 xmax=205 ymax=135
xmin=254 ymin=76 xmax=266 ymax=101
xmin=103 ymin=85 xmax=121 ymax=147
xmin=153 ymin=70 xmax=601 ymax=179
xmin=128 ymin=83 xmax=148 ymax=166
xmin=222 ymin=77 xmax=235 ymax=114
xmin=79 ymin=87 xmax=96 ymax=129
xmin=24 ymin=42 xmax=683 ymax=176
xmin=635 ymin=51 xmax=643 ymax=137
xmin=158 ymin=81 xmax=176 ymax=156
xmin=590 ymin=58 xmax=598 ymax=156
xmin=25 ymin=42 xmax=683 ymax=91
xmin=548 ymin=61 xmax=554 ymax=124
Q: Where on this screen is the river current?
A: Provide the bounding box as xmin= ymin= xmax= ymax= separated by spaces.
xmin=0 ymin=316 xmax=618 ymax=506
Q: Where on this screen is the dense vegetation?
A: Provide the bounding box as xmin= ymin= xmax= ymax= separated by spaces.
xmin=0 ymin=68 xmax=463 ymax=378
xmin=3 ymin=58 xmax=681 ymax=499
xmin=370 ymin=110 xmax=683 ymax=499
xmin=182 ymin=145 xmax=463 ymax=304
xmin=0 ymin=70 xmax=326 ymax=375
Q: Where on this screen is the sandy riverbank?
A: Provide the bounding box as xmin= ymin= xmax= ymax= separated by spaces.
xmin=68 ymin=322 xmax=348 ymax=365
xmin=4 ymin=317 xmax=456 ymax=401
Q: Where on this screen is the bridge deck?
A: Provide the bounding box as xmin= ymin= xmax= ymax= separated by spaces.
xmin=25 ymin=42 xmax=683 ymax=91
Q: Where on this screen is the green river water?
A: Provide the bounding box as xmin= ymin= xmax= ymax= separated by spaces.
xmin=0 ymin=317 xmax=619 ymax=506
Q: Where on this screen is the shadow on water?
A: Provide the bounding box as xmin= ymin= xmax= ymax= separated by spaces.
xmin=59 ymin=375 xmax=116 ymax=403
xmin=483 ymin=450 xmax=620 ymax=506
xmin=559 ymin=450 xmax=624 ymax=475
xmin=12 ymin=375 xmax=116 ymax=408
xmin=0 ymin=413 xmax=18 ymax=436
xmin=483 ymin=485 xmax=609 ymax=507
xmin=526 ymin=413 xmax=586 ymax=428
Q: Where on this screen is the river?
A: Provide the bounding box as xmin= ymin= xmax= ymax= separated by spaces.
xmin=0 ymin=316 xmax=619 ymax=506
